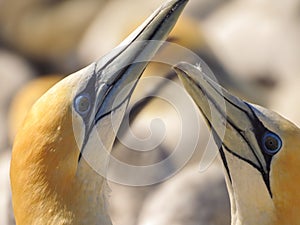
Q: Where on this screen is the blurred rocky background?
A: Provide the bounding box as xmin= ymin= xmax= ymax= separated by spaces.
xmin=1 ymin=0 xmax=300 ymax=224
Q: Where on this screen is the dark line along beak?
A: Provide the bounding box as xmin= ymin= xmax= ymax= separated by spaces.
xmin=173 ymin=62 xmax=273 ymax=191
xmin=78 ymin=0 xmax=188 ymax=160
xmin=92 ymin=0 xmax=188 ymax=122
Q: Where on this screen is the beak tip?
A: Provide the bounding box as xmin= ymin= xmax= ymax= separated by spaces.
xmin=173 ymin=61 xmax=202 ymax=82
xmin=172 ymin=61 xmax=187 ymax=73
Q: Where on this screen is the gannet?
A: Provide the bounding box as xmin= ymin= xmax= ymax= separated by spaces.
xmin=10 ymin=0 xmax=188 ymax=224
xmin=174 ymin=62 xmax=300 ymax=225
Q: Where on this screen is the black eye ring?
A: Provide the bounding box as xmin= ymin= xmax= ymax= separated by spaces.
xmin=75 ymin=94 xmax=91 ymax=115
xmin=262 ymin=132 xmax=282 ymax=155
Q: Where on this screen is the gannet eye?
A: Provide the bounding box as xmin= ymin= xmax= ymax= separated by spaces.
xmin=75 ymin=94 xmax=91 ymax=115
xmin=262 ymin=132 xmax=282 ymax=155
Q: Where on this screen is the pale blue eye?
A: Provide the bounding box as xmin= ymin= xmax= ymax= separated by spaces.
xmin=262 ymin=132 xmax=282 ymax=155
xmin=75 ymin=94 xmax=91 ymax=115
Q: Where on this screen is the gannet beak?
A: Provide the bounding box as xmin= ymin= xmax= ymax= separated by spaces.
xmin=93 ymin=0 xmax=188 ymax=122
xmin=174 ymin=62 xmax=280 ymax=195
xmin=73 ymin=0 xmax=188 ymax=161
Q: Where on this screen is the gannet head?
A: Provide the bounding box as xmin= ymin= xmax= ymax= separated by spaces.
xmin=10 ymin=0 xmax=188 ymax=224
xmin=174 ymin=62 xmax=300 ymax=225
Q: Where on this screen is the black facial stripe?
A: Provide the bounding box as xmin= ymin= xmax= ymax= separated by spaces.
xmin=192 ymin=100 xmax=233 ymax=183
xmin=189 ymin=75 xmax=274 ymax=196
xmin=78 ymin=81 xmax=135 ymax=163
xmin=206 ymin=82 xmax=272 ymax=191
xmin=205 ymin=77 xmax=250 ymax=115
xmin=244 ymin=102 xmax=273 ymax=164
xmin=95 ymin=89 xmax=130 ymax=123
xmin=91 ymin=2 xmax=177 ymax=93
xmin=78 ymin=61 xmax=144 ymax=162
xmin=222 ymin=145 xmax=261 ymax=172
xmin=207 ymin=79 xmax=274 ymax=171
xmin=192 ymin=80 xmax=265 ymax=170
xmin=204 ymin=77 xmax=273 ymax=157
xmin=94 ymin=14 xmax=159 ymax=77
xmin=245 ymin=102 xmax=273 ymax=195
xmin=93 ymin=2 xmax=171 ymax=83
xmin=77 ymin=0 xmax=186 ymax=163
xmin=205 ymin=105 xmax=269 ymax=192
xmin=77 ymin=67 xmax=98 ymax=162
xmin=211 ymin=126 xmax=232 ymax=184
xmin=219 ymin=146 xmax=232 ymax=183
xmin=222 ymin=144 xmax=272 ymax=197
xmin=77 ymin=66 xmax=133 ymax=162
xmin=78 ymin=152 xmax=83 ymax=162
xmin=80 ymin=3 xmax=175 ymax=156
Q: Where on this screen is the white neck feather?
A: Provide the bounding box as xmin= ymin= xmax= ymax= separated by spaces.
xmin=75 ymin=159 xmax=112 ymax=225
xmin=223 ymin=152 xmax=275 ymax=225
